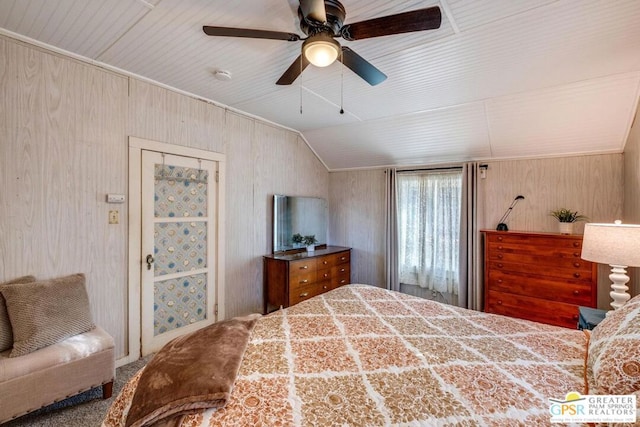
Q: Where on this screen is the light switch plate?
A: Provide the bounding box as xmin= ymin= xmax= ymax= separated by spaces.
xmin=108 ymin=210 xmax=119 ymax=224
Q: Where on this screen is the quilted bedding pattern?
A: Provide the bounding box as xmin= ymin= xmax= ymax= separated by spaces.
xmin=103 ymin=285 xmax=589 ymax=426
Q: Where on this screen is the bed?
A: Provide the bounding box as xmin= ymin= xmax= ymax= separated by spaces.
xmin=103 ymin=284 xmax=640 ymax=426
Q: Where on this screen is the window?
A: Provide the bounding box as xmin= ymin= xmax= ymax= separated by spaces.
xmin=397 ymin=170 xmax=462 ymax=296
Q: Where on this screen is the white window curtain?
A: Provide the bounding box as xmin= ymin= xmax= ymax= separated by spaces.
xmin=396 ymin=170 xmax=462 ymax=294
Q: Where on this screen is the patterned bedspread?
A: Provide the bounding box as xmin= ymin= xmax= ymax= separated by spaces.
xmin=103 ymin=284 xmax=589 ymax=426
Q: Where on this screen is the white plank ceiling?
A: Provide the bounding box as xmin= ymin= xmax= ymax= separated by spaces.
xmin=1 ymin=0 xmax=639 ymax=170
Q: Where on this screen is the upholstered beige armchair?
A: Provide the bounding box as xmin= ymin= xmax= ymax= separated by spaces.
xmin=0 ymin=274 xmax=115 ymax=423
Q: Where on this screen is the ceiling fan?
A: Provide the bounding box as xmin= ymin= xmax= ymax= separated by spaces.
xmin=203 ymin=0 xmax=441 ymax=86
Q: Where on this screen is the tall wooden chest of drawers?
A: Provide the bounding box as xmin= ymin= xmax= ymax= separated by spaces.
xmin=263 ymin=246 xmax=351 ymax=313
xmin=482 ymin=230 xmax=597 ymax=328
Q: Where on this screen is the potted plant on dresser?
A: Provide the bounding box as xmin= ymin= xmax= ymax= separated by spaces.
xmin=303 ymin=235 xmax=318 ymax=252
xmin=550 ymin=208 xmax=588 ymax=234
xmin=291 ymin=233 xmax=304 ymax=248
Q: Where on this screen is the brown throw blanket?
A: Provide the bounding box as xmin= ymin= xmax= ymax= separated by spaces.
xmin=125 ymin=314 xmax=261 ymax=427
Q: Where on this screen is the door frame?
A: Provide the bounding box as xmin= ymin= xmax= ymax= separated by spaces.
xmin=125 ymin=136 xmax=226 ymax=365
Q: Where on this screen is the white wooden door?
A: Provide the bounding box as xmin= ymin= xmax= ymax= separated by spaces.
xmin=140 ymin=150 xmax=218 ymax=355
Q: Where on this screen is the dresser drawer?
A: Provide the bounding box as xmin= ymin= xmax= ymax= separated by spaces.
xmin=289 ymin=259 xmax=317 ymax=277
xmin=290 ymin=272 xmax=317 ymax=291
xmin=486 ymin=290 xmax=580 ymax=329
xmin=332 ymin=269 xmax=350 ymax=288
xmin=290 ymin=282 xmax=325 ymax=305
xmin=487 ymin=249 xmax=592 ymax=271
xmin=315 ymin=251 xmax=350 ymax=268
xmin=487 ymin=260 xmax=594 ymax=282
xmin=487 ymin=271 xmax=594 ymax=305
xmin=487 ymin=233 xmax=583 ymax=251
xmin=334 ymin=251 xmax=350 ymax=265
xmin=317 ymin=255 xmax=334 ymax=269
xmin=488 ymin=241 xmax=583 ymax=258
xmin=317 ymin=268 xmax=332 ymax=282
xmin=332 ymin=264 xmax=349 ymax=276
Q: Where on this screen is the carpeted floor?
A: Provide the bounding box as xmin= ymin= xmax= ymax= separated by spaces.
xmin=3 ymin=355 xmax=153 ymax=427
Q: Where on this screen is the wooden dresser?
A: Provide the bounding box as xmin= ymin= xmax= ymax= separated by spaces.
xmin=263 ymin=246 xmax=351 ymax=313
xmin=482 ymin=230 xmax=597 ymax=328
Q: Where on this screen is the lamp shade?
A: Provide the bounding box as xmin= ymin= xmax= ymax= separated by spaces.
xmin=581 ymin=222 xmax=640 ymax=267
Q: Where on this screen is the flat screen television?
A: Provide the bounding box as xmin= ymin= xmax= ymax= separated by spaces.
xmin=273 ymin=195 xmax=328 ymax=253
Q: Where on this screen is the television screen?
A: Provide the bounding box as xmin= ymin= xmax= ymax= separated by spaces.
xmin=273 ymin=195 xmax=327 ymax=253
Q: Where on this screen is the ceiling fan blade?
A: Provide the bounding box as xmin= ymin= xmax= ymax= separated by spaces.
xmin=276 ymin=54 xmax=311 ymax=85
xmin=299 ymin=0 xmax=327 ymax=23
xmin=203 ymin=26 xmax=300 ymax=42
xmin=340 ymin=6 xmax=441 ymax=41
xmin=339 ymin=47 xmax=387 ymax=86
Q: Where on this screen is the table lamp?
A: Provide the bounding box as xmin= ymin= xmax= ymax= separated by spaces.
xmin=581 ymin=221 xmax=640 ymax=310
xmin=496 ymin=195 xmax=525 ymax=231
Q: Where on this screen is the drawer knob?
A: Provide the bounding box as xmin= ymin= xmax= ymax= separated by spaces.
xmin=340 ymin=268 xmax=345 ymax=272
xmin=497 ymin=236 xmax=503 ymax=241
xmin=301 ymin=279 xmax=308 ymax=284
xmin=497 ymin=300 xmax=502 ymax=305
xmin=573 ymin=262 xmax=581 ymax=268
xmin=323 ymin=273 xmax=329 ymax=278
xmin=573 ymin=290 xmax=580 ymax=296
xmin=573 ymin=252 xmax=580 ymax=257
xmin=573 ymin=273 xmax=581 ymax=278
xmin=497 ymin=245 xmax=503 ymax=250
xmin=323 ymin=261 xmax=328 ymax=265
xmin=340 ymin=280 xmax=346 ymax=284
xmin=497 ymin=263 xmax=504 ymax=268
xmin=340 ymin=257 xmax=346 ymax=261
xmin=573 ymin=242 xmax=580 ymax=247
xmin=497 ymin=254 xmax=503 ymax=259
xmin=300 ymin=265 xmax=308 ymax=270
xmin=299 ymin=292 xmax=309 ymax=298
xmin=573 ymin=314 xmax=579 ymax=321
xmin=323 ymin=285 xmax=328 ymax=289
xmin=497 ymin=279 xmax=503 ymax=284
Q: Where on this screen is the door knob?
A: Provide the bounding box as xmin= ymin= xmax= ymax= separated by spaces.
xmin=146 ymin=254 xmax=155 ymax=270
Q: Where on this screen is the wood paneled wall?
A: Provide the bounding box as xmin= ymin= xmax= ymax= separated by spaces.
xmin=328 ymin=155 xmax=624 ymax=308
xmin=623 ymin=100 xmax=640 ymax=296
xmin=329 ymin=170 xmax=386 ymax=287
xmin=0 ymin=37 xmax=129 ymax=354
xmin=0 ymin=35 xmax=328 ymax=359
xmin=480 ymin=155 xmax=623 ymax=234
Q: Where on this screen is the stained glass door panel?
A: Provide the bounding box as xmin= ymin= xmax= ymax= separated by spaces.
xmin=140 ymin=151 xmax=217 ymax=354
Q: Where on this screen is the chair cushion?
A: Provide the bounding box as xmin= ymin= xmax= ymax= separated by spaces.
xmin=0 ymin=326 xmax=114 ymax=383
xmin=0 ymin=276 xmax=36 ymax=352
xmin=2 ymin=273 xmax=95 ymax=357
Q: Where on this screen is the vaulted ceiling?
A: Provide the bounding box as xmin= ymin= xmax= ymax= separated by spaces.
xmin=1 ymin=0 xmax=639 ymax=170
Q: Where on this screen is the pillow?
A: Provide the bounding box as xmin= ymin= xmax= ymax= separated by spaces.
xmin=588 ymin=298 xmax=640 ymax=395
xmin=2 ymin=273 xmax=95 ymax=357
xmin=0 ymin=275 xmax=36 ymax=352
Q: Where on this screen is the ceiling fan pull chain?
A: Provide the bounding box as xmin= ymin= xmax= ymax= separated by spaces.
xmin=299 ymin=56 xmax=303 ymax=114
xmin=340 ymin=49 xmax=344 ymax=114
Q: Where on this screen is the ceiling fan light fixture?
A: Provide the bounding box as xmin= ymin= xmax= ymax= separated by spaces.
xmin=302 ymin=34 xmax=340 ymax=67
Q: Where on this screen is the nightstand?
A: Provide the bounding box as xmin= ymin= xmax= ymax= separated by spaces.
xmin=578 ymin=306 xmax=607 ymax=330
